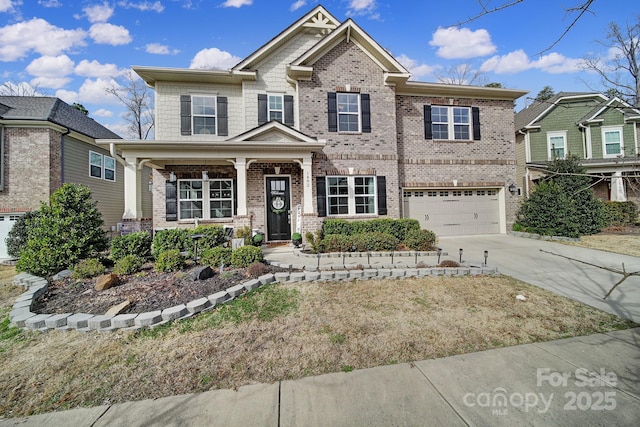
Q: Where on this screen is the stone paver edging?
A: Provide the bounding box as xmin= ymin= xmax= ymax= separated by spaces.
xmin=9 ymin=263 xmax=498 ymax=333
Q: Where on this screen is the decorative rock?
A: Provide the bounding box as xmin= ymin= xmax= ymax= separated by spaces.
xmin=52 ymin=269 xmax=73 ymax=281
xmin=105 ymin=300 xmax=131 ymax=316
xmin=191 ymin=266 xmax=214 ymax=281
xmin=162 ymin=305 xmax=188 ymax=321
xmin=186 ymin=298 xmax=211 ymax=313
xmin=95 ymin=273 xmax=118 ymax=291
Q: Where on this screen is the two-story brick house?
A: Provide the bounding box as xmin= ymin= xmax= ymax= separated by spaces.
xmin=0 ymin=96 xmax=153 ymax=258
xmin=99 ymin=6 xmax=526 ymax=241
xmin=515 ymin=92 xmax=640 ymax=201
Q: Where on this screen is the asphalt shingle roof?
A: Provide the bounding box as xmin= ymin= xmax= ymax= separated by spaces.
xmin=514 ymin=91 xmax=595 ymax=131
xmin=0 ymin=96 xmax=121 ymax=139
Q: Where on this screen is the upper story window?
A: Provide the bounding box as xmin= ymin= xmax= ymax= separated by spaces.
xmin=89 ymin=151 xmax=116 ymax=182
xmin=258 ymin=94 xmax=294 ymax=126
xmin=547 ymin=131 xmax=567 ymax=160
xmin=192 ymin=95 xmax=216 ymax=135
xmin=327 ymin=92 xmax=371 ymax=133
xmin=424 ymin=105 xmax=480 ymax=141
xmin=180 ymin=95 xmax=228 ymax=136
xmin=268 ymin=95 xmax=283 ymax=122
xmin=602 ymin=126 xmax=623 ymax=158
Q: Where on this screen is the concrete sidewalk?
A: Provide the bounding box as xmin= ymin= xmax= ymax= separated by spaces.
xmin=1 ymin=328 xmax=638 ymax=426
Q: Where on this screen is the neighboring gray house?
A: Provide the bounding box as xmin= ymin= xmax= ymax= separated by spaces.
xmin=0 ymin=96 xmax=153 ymax=258
xmin=100 ymin=5 xmax=526 ymax=240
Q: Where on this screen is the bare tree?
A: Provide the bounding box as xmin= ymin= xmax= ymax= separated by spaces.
xmin=0 ymin=81 xmax=43 ymax=96
xmin=435 ymin=63 xmax=487 ymax=85
xmin=454 ymin=0 xmax=597 ymax=54
xmin=105 ymin=70 xmax=154 ymax=140
xmin=582 ymin=18 xmax=640 ymax=107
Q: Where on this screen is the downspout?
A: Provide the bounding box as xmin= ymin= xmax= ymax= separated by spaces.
xmin=578 ymin=123 xmax=587 ymax=159
xmin=60 ymin=127 xmax=70 ymax=184
xmin=109 ymin=142 xmax=126 ymax=166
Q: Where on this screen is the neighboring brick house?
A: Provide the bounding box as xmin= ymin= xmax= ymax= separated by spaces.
xmin=515 ymin=92 xmax=640 ymax=201
xmin=99 ymin=5 xmax=526 ymax=241
xmin=0 ymin=96 xmax=153 ymax=258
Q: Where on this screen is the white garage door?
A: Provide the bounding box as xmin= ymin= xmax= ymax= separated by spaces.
xmin=0 ymin=214 xmax=22 ymax=258
xmin=403 ymin=189 xmax=501 ymax=236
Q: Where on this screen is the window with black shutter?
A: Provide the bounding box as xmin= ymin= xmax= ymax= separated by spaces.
xmin=165 ymin=180 xmax=178 ymax=221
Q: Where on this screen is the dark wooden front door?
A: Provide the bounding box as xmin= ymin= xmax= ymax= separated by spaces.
xmin=266 ymin=177 xmax=291 ymax=241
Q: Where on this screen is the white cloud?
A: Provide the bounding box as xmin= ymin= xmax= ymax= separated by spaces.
xmin=0 ymin=0 xmax=14 ymax=12
xmin=395 ymin=54 xmax=435 ymax=79
xmin=26 ymin=54 xmax=75 ymax=77
xmin=146 ymin=43 xmax=179 ymax=55
xmin=30 ymin=76 xmax=71 ymax=89
xmin=55 ymin=88 xmax=78 ymax=104
xmin=0 ymin=18 xmax=86 ymax=61
xmin=92 ymin=108 xmax=114 ymax=117
xmin=480 ymin=49 xmax=583 ymax=74
xmin=189 ymin=48 xmax=241 ymax=70
xmin=78 ymin=77 xmax=121 ymax=104
xmin=290 ymin=0 xmax=306 ymax=11
xmin=89 ymin=23 xmax=132 ymax=45
xmin=75 ymin=59 xmax=122 ymax=78
xmin=117 ymin=1 xmax=164 ymax=12
xmin=38 ymin=0 xmax=62 ymax=7
xmin=84 ymin=2 xmax=114 ymax=23
xmin=429 ymin=27 xmax=496 ymax=59
xmin=347 ymin=0 xmax=378 ymax=18
xmin=221 ymin=0 xmax=252 ymax=7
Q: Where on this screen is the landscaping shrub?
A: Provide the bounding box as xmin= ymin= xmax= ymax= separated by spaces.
xmin=234 ymin=226 xmax=252 ymax=246
xmin=245 ymin=262 xmax=267 ymax=278
xmin=152 ymin=228 xmax=190 ymax=259
xmin=72 ymin=258 xmax=105 ymax=279
xmin=252 ymin=233 xmax=263 ymax=246
xmin=192 ymin=225 xmax=226 ymax=251
xmin=604 ymin=201 xmax=638 ymax=227
xmin=439 ymin=260 xmax=460 ymax=268
xmin=113 ymin=254 xmax=145 ymax=275
xmin=155 ymin=249 xmax=186 ymax=272
xmin=201 ymin=246 xmax=232 ymax=268
xmin=230 ymin=245 xmax=263 ymax=267
xmin=4 ymin=211 xmax=38 ymax=258
xmin=321 ymin=234 xmax=353 ymax=252
xmin=304 ymin=229 xmax=323 ymax=253
xmin=322 ymin=218 xmax=420 ymax=241
xmin=16 ymin=184 xmax=108 ymax=277
xmin=403 ymin=229 xmax=437 ymax=251
xmin=322 ymin=219 xmax=353 ymax=236
xmin=111 ymin=231 xmax=152 ymax=261
xmin=350 ymin=232 xmax=399 ymax=252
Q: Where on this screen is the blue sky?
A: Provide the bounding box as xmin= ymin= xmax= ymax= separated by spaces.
xmin=0 ymin=0 xmax=636 ymax=137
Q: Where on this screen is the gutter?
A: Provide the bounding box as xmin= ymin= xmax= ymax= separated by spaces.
xmin=61 ymin=127 xmax=70 ymax=184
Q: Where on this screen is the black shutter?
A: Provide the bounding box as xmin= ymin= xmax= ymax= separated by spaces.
xmin=180 ymin=95 xmax=191 ymax=136
xmin=423 ymin=105 xmax=432 ymax=140
xmin=376 ymin=176 xmax=387 ymax=215
xmin=165 ymin=180 xmax=178 ymax=221
xmin=217 ymin=97 xmax=228 ymax=136
xmin=284 ymin=95 xmax=294 ymax=126
xmin=233 ymin=179 xmax=238 ymax=215
xmin=472 ymin=107 xmax=481 ymax=141
xmin=327 ymin=92 xmax=337 ymax=132
xmin=258 ymin=94 xmax=268 ymax=125
xmin=361 ymin=93 xmax=371 ymax=133
xmin=316 ymin=176 xmax=327 ymax=217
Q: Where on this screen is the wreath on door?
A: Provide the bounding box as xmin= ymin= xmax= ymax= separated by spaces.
xmin=270 ymin=195 xmax=288 ymax=215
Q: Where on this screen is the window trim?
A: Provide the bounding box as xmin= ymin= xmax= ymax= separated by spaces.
xmin=547 ymin=131 xmax=567 ymax=160
xmin=601 ymin=125 xmax=624 ymax=158
xmin=191 ymin=95 xmax=217 ymax=135
xmin=177 ymin=178 xmax=235 ymax=221
xmin=89 ymin=151 xmax=116 ymax=182
xmin=326 ymin=175 xmax=377 ymax=216
xmin=268 ymin=94 xmax=284 ymax=123
xmin=430 ymin=106 xmax=471 ymax=141
xmin=337 ymin=92 xmax=361 ymax=133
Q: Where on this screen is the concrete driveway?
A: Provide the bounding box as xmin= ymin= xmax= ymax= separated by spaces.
xmin=438 ymin=234 xmax=640 ymax=324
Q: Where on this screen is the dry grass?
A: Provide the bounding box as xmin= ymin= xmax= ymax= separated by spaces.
xmin=567 ymin=234 xmax=640 ymax=257
xmin=0 ymin=271 xmax=634 ymax=419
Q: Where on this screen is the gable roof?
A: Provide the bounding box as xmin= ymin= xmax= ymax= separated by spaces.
xmin=0 ymin=96 xmax=120 ymax=139
xmin=514 ymin=92 xmax=606 ymax=131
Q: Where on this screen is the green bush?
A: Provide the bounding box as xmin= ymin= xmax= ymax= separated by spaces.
xmin=155 ymin=249 xmax=186 ymax=272
xmin=304 ymin=230 xmax=323 ymax=253
xmin=152 ymin=228 xmax=190 ymax=259
xmin=350 ymin=232 xmax=399 ymax=252
xmin=230 ymin=245 xmax=263 ymax=267
xmin=604 ymin=201 xmax=638 ymax=227
xmin=111 ymin=231 xmax=152 ymax=261
xmin=322 ymin=219 xmax=353 ymax=236
xmin=16 ymin=184 xmax=108 ymax=277
xmin=321 ymin=234 xmax=353 ymax=252
xmin=4 ymin=211 xmax=38 ymax=258
xmin=252 ymin=233 xmax=263 ymax=246
xmin=72 ymin=258 xmax=105 ymax=279
xmin=192 ymin=225 xmax=226 ymax=251
xmin=322 ymin=218 xmax=420 ymax=241
xmin=403 ymin=229 xmax=437 ymax=251
xmin=113 ymin=254 xmax=146 ymax=275
xmin=201 ymin=246 xmax=232 ymax=268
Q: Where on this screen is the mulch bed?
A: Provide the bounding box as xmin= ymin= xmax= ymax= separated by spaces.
xmin=32 ymin=264 xmax=291 ymax=316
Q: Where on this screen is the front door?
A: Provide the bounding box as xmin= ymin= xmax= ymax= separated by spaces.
xmin=266 ymin=176 xmax=291 ymax=241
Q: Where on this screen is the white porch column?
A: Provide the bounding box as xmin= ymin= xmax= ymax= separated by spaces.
xmin=302 ymin=156 xmax=313 ymax=213
xmin=234 ymin=157 xmax=248 ymax=216
xmin=123 ymin=157 xmax=142 ymax=219
xmin=611 ymin=171 xmax=627 ymax=201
